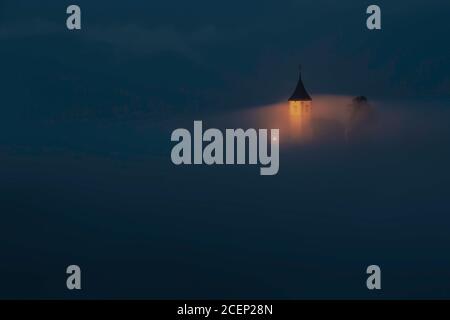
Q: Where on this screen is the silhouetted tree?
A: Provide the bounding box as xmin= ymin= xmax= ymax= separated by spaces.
xmin=346 ymin=96 xmax=377 ymax=142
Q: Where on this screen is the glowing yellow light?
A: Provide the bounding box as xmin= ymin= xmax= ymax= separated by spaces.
xmin=287 ymin=100 xmax=312 ymax=141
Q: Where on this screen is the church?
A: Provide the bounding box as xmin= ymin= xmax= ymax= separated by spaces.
xmin=288 ymin=67 xmax=313 ymax=140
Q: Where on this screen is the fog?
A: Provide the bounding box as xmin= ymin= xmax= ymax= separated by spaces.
xmin=1 ymin=97 xmax=450 ymax=298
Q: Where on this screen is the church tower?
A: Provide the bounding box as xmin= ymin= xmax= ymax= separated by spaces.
xmin=288 ymin=66 xmax=313 ymax=141
xmin=289 ymin=66 xmax=312 ymax=103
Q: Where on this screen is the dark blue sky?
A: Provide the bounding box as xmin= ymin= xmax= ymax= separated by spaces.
xmin=1 ymin=0 xmax=449 ymax=119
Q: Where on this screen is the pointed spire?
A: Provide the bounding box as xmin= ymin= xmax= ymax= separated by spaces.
xmin=289 ymin=65 xmax=312 ymax=101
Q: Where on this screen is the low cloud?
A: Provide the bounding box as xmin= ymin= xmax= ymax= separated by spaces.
xmin=89 ymin=24 xmax=217 ymax=59
xmin=0 ymin=19 xmax=60 ymax=38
